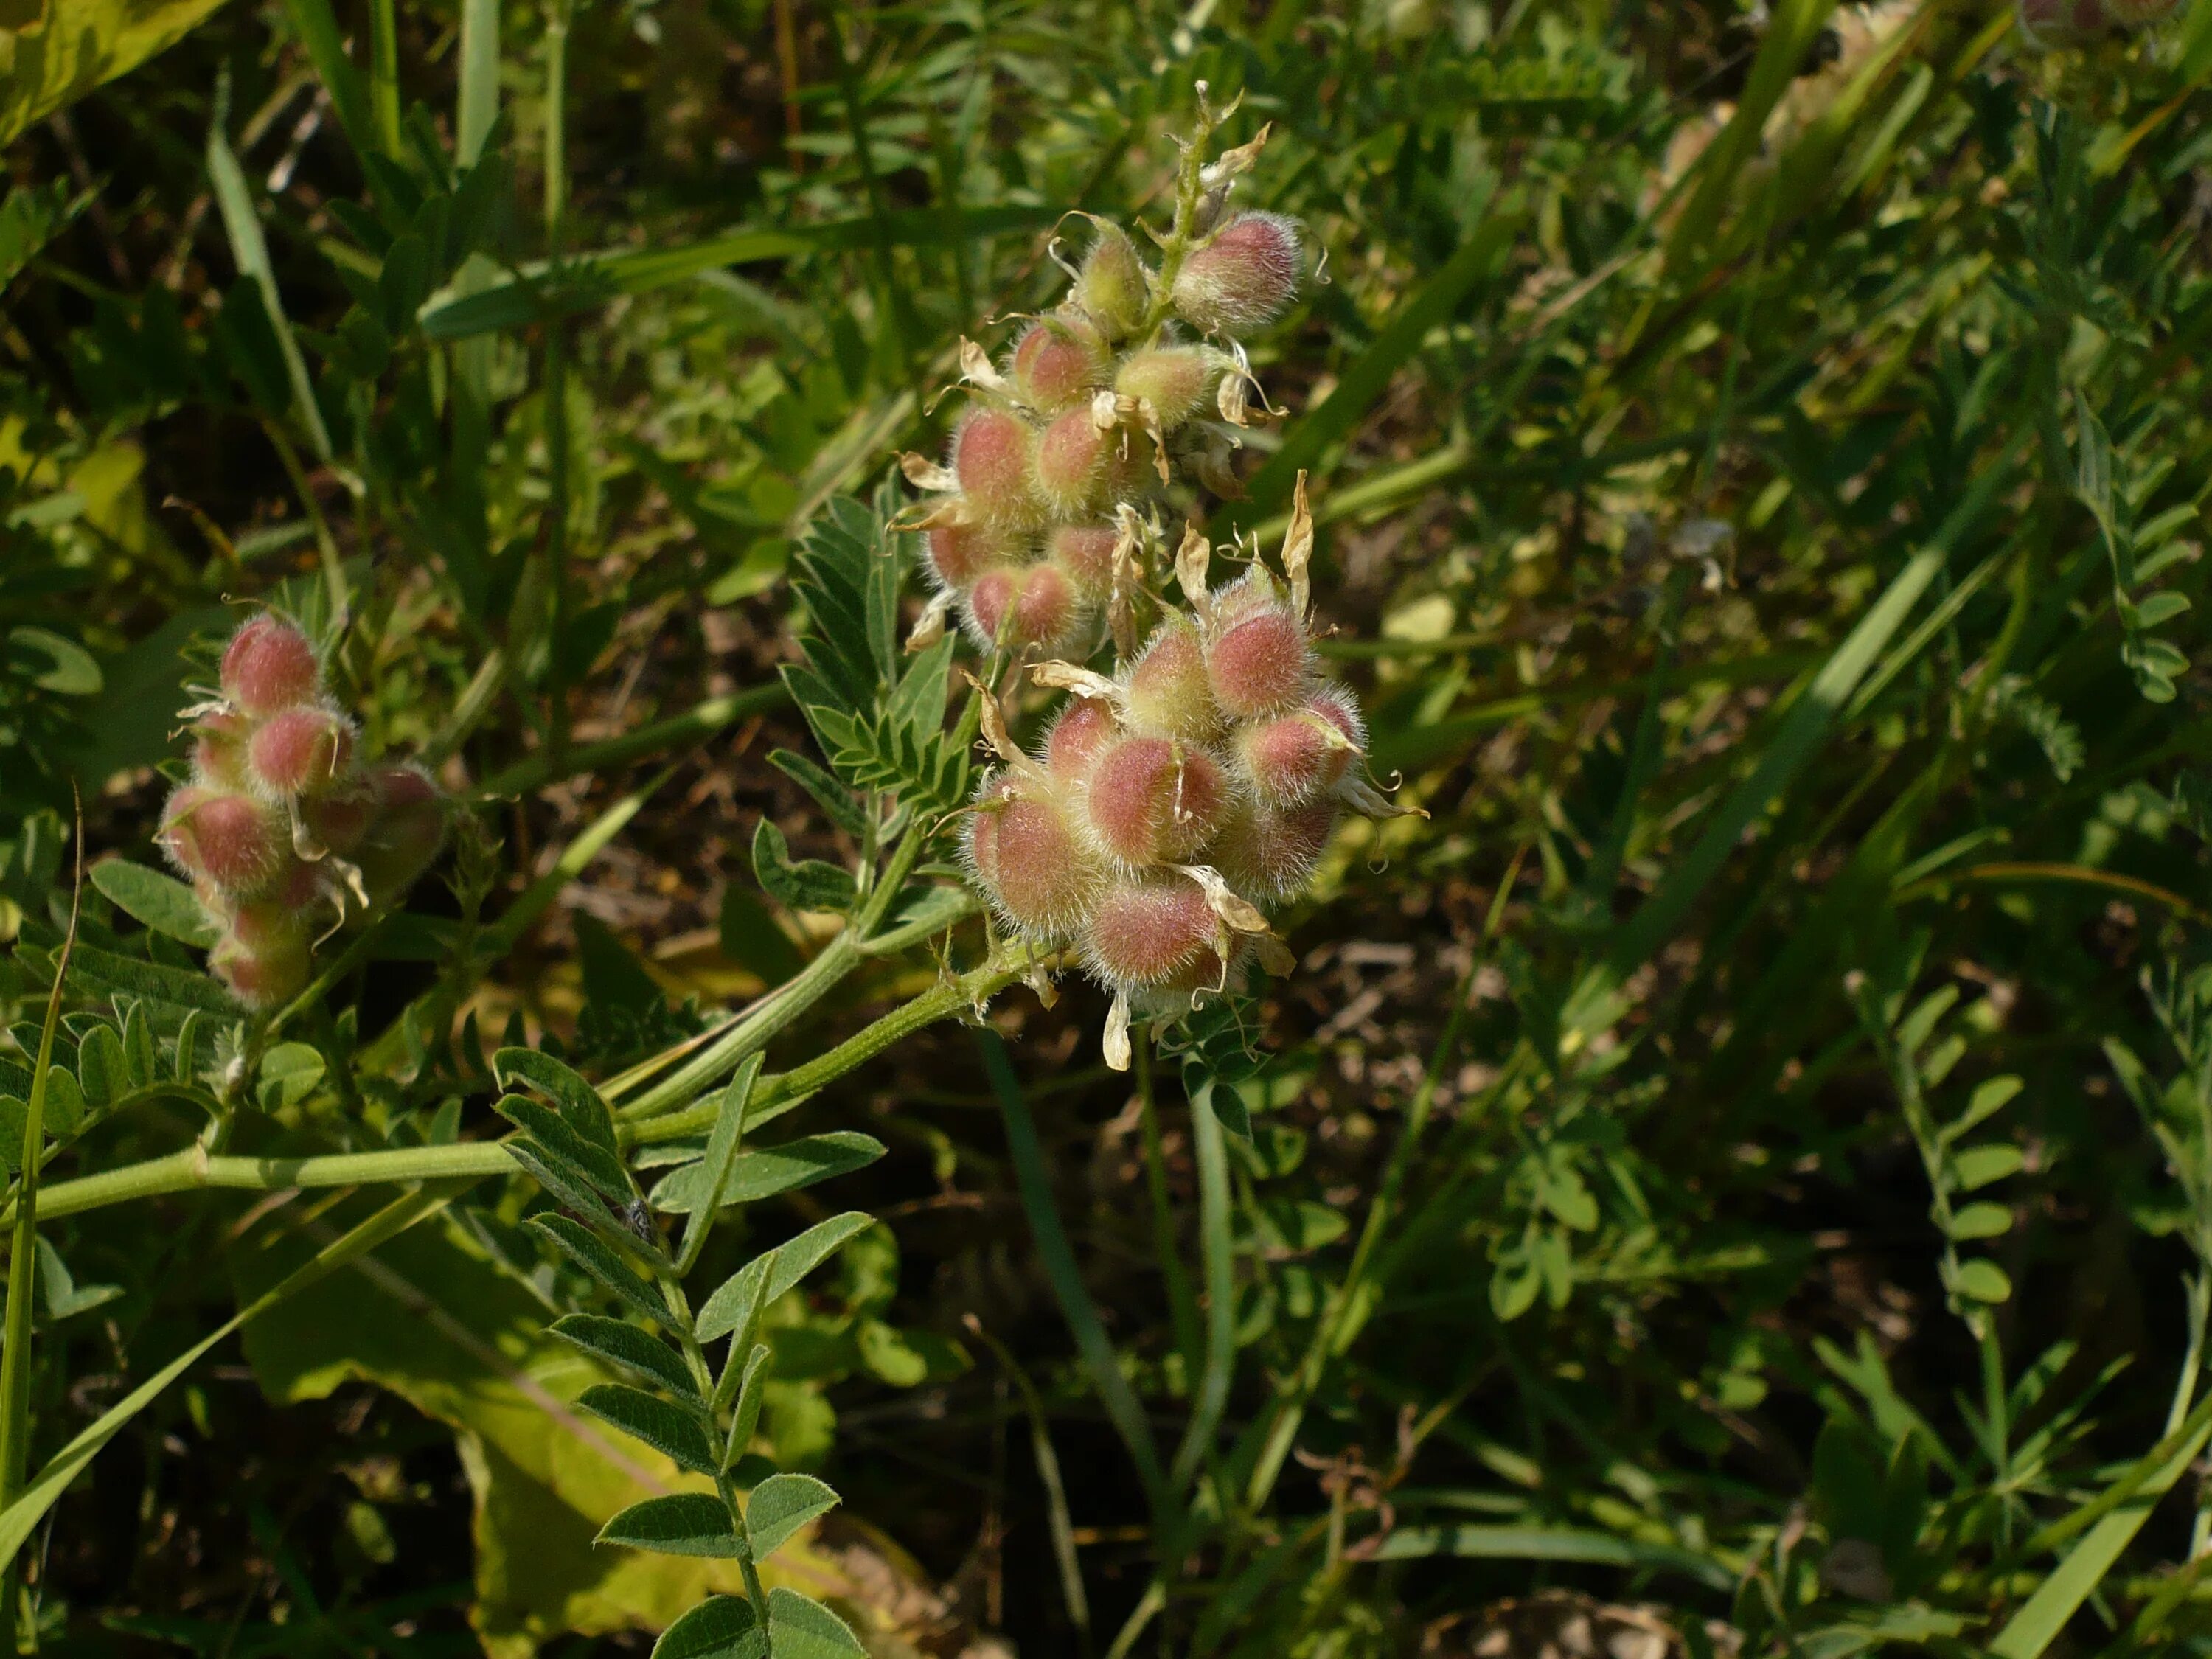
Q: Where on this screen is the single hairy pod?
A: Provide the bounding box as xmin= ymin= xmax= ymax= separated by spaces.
xmin=927 ymin=521 xmax=1019 ymax=591
xmin=1237 ymin=686 xmax=1364 ymax=808
xmin=161 ymin=787 xmax=288 ymax=898
xmin=1046 ymin=524 xmax=1121 ymax=601
xmin=1082 ymin=735 xmax=1228 ymax=867
xmin=1011 ymin=317 xmax=1111 ymax=411
xmin=189 ymin=709 xmax=253 ymax=788
xmin=952 ymin=408 xmax=1045 ymax=528
xmin=1121 ymin=616 xmax=1225 ymax=742
xmin=210 ymin=930 xmax=312 ymax=1008
xmin=248 ymin=707 xmax=358 ymax=798
xmin=963 ymin=774 xmax=1104 ymax=940
xmin=228 ymin=891 xmax=316 ymax=955
xmin=1211 ymin=796 xmax=1338 ymax=903
xmin=1071 ymin=223 xmax=1152 ymax=339
xmin=1114 ymin=347 xmax=1223 ymax=435
xmin=1084 ymin=875 xmax=1232 ymax=995
xmin=1172 ymin=212 xmax=1304 ymax=337
xmin=970 ymin=563 xmax=1085 ymax=654
xmin=1206 ymin=580 xmax=1314 ymax=720
xmin=220 ymin=614 xmax=323 ymax=717
xmin=1034 ymin=406 xmax=1113 ymax=518
xmin=355 ymin=765 xmax=448 ymax=902
xmin=300 ymin=777 xmax=378 ymax=857
xmin=1044 ymin=697 xmax=1119 ymax=782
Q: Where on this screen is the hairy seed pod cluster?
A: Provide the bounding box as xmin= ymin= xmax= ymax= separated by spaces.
xmin=898 ymin=121 xmax=1309 ymax=660
xmin=160 ymin=613 xmax=447 ymax=1007
xmin=961 ymin=487 xmax=1400 ymax=1070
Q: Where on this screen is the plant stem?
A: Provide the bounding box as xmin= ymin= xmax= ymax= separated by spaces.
xmin=27 ymin=948 xmax=1028 ymax=1222
xmin=541 ymin=0 xmax=576 ymax=766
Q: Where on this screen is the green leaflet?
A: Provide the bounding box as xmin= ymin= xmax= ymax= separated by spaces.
xmin=0 ymin=0 xmax=236 ymax=147
xmin=88 ymin=860 xmax=220 ymax=950
xmin=597 ymin=1493 xmax=742 ymax=1559
xmin=648 ymin=1135 xmax=886 ymax=1217
xmin=745 ymin=1472 xmax=840 ymax=1565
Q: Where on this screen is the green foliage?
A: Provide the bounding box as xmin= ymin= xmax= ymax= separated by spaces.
xmin=13 ymin=0 xmax=2212 ymax=1652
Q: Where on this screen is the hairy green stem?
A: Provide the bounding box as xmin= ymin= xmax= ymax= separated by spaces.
xmin=27 ymin=949 xmax=1026 ymax=1223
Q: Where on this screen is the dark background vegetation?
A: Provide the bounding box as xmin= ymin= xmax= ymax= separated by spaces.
xmin=8 ymin=0 xmax=2212 ymax=1652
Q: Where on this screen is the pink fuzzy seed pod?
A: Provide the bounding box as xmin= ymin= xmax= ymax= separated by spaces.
xmin=1046 ymin=524 xmax=1121 ymax=600
xmin=160 ymin=787 xmax=288 ymax=898
xmin=1211 ymin=796 xmax=1339 ymax=904
xmin=1071 ymin=223 xmax=1152 ymax=340
xmin=963 ymin=775 xmax=1102 ymax=940
xmin=1084 ymin=876 xmax=1230 ymax=995
xmin=356 ymin=765 xmax=447 ymax=902
xmin=210 ymin=930 xmax=312 ymax=1008
xmin=1083 ymin=736 xmax=1228 ymax=867
xmin=1045 ymin=698 xmax=1119 ymax=782
xmin=953 ymin=408 xmax=1045 ymax=529
xmin=1237 ymin=690 xmax=1363 ymax=809
xmin=1122 ymin=616 xmax=1225 ymax=742
xmin=926 ymin=521 xmax=1019 ymax=591
xmin=1206 ymin=601 xmax=1313 ymax=721
xmin=302 ymin=779 xmax=378 ymax=856
xmin=220 ymin=615 xmax=322 ymax=717
xmin=1011 ymin=318 xmax=1110 ymax=411
xmin=1171 ymin=212 xmax=1303 ymax=338
xmin=189 ymin=709 xmax=253 ymax=789
xmin=1035 ymin=408 xmax=1111 ymax=518
xmin=1114 ymin=347 xmax=1222 ymax=434
xmin=970 ymin=563 xmax=1083 ymax=654
xmin=248 ymin=707 xmax=357 ymax=798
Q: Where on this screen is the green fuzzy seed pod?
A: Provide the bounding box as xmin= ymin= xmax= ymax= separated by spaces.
xmin=1071 ymin=223 xmax=1151 ymax=340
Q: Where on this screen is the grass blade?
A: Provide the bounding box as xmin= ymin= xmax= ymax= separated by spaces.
xmin=0 ymin=808 xmax=80 ymax=1609
xmin=417 ymin=205 xmax=1060 ymax=341
xmin=1563 ymin=439 xmax=2021 ymax=1036
xmin=0 ymin=1182 xmax=468 ymax=1570
xmin=1169 ymin=1076 xmax=1235 ymax=1495
xmin=978 ymin=1029 xmax=1166 ymax=1508
xmin=207 ymin=102 xmax=333 ymax=465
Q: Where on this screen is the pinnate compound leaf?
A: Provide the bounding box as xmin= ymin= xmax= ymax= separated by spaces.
xmin=90 ymin=860 xmax=220 ymax=947
xmin=577 ymin=1384 xmax=718 ymax=1476
xmin=495 ymin=1048 xmax=622 ymax=1164
xmin=498 ymin=1091 xmax=633 ymax=1200
xmin=652 ymin=1595 xmax=767 ymax=1659
xmin=768 ymin=1587 xmax=866 ymax=1657
xmin=509 ymin=1145 xmax=629 ymax=1239
xmin=649 ymin=1135 xmax=886 ymax=1217
xmin=751 ymin=819 xmax=858 ymax=915
xmin=551 ymin=1315 xmax=700 ymax=1400
xmin=528 ymin=1215 xmax=668 ymax=1326
xmin=597 ymin=1493 xmax=742 ymax=1558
